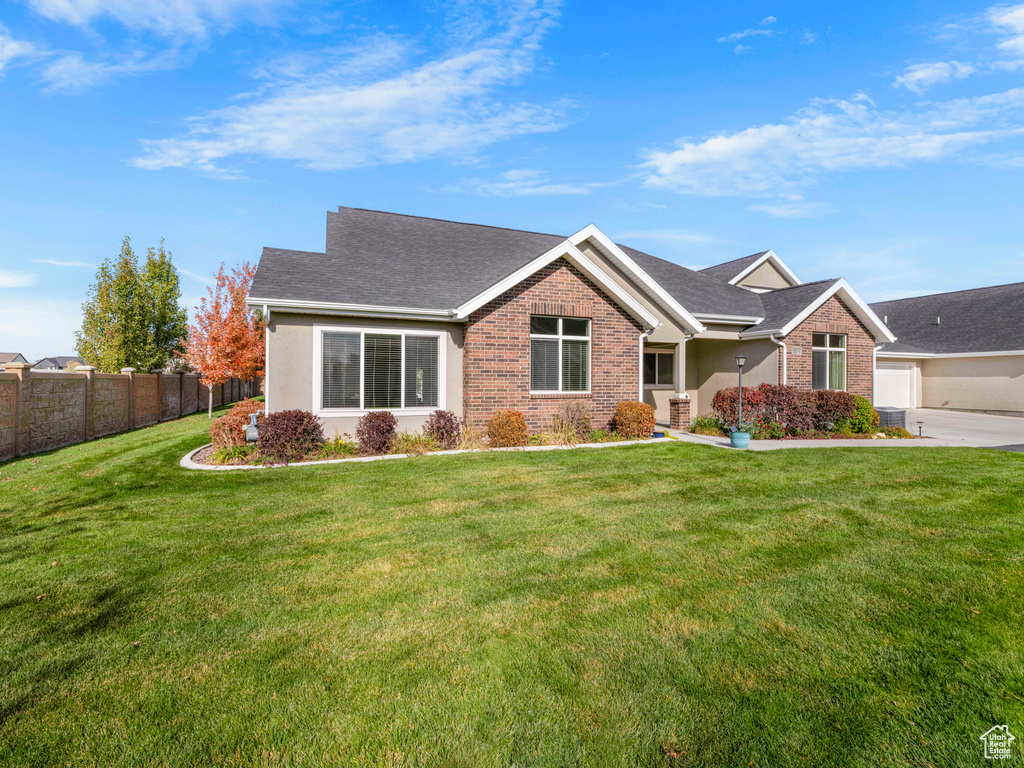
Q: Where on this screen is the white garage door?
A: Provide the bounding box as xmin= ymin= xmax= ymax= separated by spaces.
xmin=875 ymin=363 xmax=913 ymax=408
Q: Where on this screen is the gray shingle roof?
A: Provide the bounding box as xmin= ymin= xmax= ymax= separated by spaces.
xmin=698 ymin=252 xmax=769 ymax=282
xmin=742 ymin=279 xmax=841 ymax=335
xmin=616 ymin=245 xmax=766 ymax=317
xmin=0 ymin=352 xmax=27 ymax=364
xmin=870 ymin=282 xmax=1024 ymax=354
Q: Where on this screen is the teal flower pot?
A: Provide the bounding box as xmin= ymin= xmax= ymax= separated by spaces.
xmin=730 ymin=431 xmax=751 ymax=449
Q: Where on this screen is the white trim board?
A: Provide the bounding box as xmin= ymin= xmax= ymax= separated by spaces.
xmin=877 ymin=349 xmax=1024 ymax=359
xmin=729 ymin=250 xmax=802 ymax=287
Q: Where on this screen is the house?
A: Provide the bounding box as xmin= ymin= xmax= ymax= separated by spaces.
xmin=247 ymin=207 xmax=895 ymax=435
xmin=0 ymin=353 xmax=29 ymax=371
xmin=33 ymin=356 xmax=86 ymax=371
xmin=870 ymin=283 xmax=1024 ymax=414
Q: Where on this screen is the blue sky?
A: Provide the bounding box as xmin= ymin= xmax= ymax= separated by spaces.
xmin=1 ymin=0 xmax=1023 ymax=360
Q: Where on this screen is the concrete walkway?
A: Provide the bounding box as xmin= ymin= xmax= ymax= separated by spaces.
xmin=669 ymin=408 xmax=1024 ymax=452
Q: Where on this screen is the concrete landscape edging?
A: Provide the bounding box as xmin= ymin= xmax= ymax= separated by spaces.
xmin=179 ymin=437 xmax=676 ymax=471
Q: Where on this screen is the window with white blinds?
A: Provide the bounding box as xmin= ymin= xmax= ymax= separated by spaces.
xmin=319 ymin=329 xmax=442 ymax=411
xmin=529 ymin=316 xmax=590 ymax=393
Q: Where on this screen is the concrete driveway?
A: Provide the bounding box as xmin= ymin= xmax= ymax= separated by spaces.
xmin=908 ymin=409 xmax=1024 ymax=452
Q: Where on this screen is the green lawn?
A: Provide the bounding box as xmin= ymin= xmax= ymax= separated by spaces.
xmin=1 ymin=407 xmax=1022 ymax=767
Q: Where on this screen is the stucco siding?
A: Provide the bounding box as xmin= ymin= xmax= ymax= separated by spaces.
xmin=266 ymin=312 xmax=464 ymax=437
xmin=921 ymin=355 xmax=1024 ymax=413
xmin=737 ymin=262 xmax=791 ymax=290
xmin=692 ymin=339 xmax=779 ymax=417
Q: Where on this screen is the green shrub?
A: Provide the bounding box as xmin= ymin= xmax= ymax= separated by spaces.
xmin=257 ymin=410 xmax=323 ymax=464
xmin=614 ymin=401 xmax=655 ymax=440
xmin=881 ymin=426 xmax=913 ymax=439
xmin=319 ymin=435 xmax=359 ymax=459
xmin=834 ymin=395 xmax=880 ymax=434
xmin=587 ymin=429 xmax=617 ymax=443
xmin=749 ymin=420 xmax=785 ymax=440
xmin=211 ymin=444 xmax=257 ymax=465
xmin=487 ymin=409 xmax=529 ymax=447
xmin=688 ymin=414 xmax=726 ymax=436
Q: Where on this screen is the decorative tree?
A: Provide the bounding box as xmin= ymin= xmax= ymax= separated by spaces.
xmin=182 ymin=265 xmax=233 ymax=417
xmin=182 ymin=262 xmax=264 ymax=416
xmin=76 ymin=236 xmax=187 ymax=373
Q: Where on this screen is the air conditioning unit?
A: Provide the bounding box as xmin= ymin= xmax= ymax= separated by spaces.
xmin=875 ymin=407 xmax=907 ymax=429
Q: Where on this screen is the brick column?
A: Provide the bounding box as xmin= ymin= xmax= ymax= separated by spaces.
xmin=121 ymin=368 xmax=136 ymax=428
xmin=6 ymin=362 xmax=32 ymax=458
xmin=78 ymin=366 xmax=96 ymax=441
xmin=669 ymin=395 xmax=690 ymax=431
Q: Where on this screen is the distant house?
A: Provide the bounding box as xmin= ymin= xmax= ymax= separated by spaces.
xmin=0 ymin=353 xmax=29 ymax=371
xmin=33 ymin=356 xmax=87 ymax=371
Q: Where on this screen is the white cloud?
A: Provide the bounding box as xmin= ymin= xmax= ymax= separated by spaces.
xmin=717 ymin=28 xmax=776 ymax=43
xmin=989 ymin=3 xmax=1024 ymax=54
xmin=0 ymin=270 xmax=39 ymax=288
xmin=178 ymin=268 xmax=214 ymax=284
xmin=642 ymin=88 xmax=1024 ymax=198
xmin=894 ymin=60 xmax=976 ymax=93
xmin=611 ymin=228 xmax=720 ymax=245
xmin=760 ymin=16 xmax=777 ymax=25
xmin=0 ymin=25 xmax=35 ymax=73
xmin=734 ymin=44 xmax=752 ymax=55
xmin=26 ymin=0 xmax=285 ymax=39
xmin=797 ymin=29 xmax=818 ymax=44
xmin=448 ymin=169 xmax=598 ymax=197
xmin=749 ymin=197 xmax=834 ymax=218
xmin=133 ymin=0 xmax=569 ymax=176
xmin=41 ymin=48 xmax=180 ymax=90
xmin=31 ymin=259 xmax=95 ymax=267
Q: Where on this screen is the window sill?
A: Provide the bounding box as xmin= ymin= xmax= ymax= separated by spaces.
xmin=643 ymin=384 xmax=675 ymax=390
xmin=529 ymin=391 xmax=591 ymax=399
xmin=315 ymin=407 xmax=440 ymax=417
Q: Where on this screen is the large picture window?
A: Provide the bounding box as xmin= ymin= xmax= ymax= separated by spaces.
xmin=643 ymin=351 xmax=674 ymax=387
xmin=530 ymin=316 xmax=590 ymax=393
xmin=812 ymin=333 xmax=846 ymax=390
xmin=319 ymin=329 xmax=441 ymax=411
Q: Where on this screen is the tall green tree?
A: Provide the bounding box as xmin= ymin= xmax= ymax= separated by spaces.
xmin=76 ymin=236 xmax=188 ymax=373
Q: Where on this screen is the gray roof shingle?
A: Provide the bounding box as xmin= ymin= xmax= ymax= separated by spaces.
xmin=698 ymin=252 xmax=769 ymax=282
xmin=742 ymin=279 xmax=841 ymax=335
xmin=870 ymin=282 xmax=1024 ymax=354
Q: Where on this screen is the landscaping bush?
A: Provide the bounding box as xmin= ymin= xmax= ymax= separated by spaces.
xmin=552 ymin=400 xmax=591 ymax=442
xmin=487 ymin=409 xmax=529 ymax=447
xmin=357 ymin=410 xmax=398 ymax=455
xmin=211 ymin=443 xmax=257 ymax=465
xmin=318 ymin=435 xmax=359 ymax=459
xmin=424 ymin=409 xmax=464 ymax=450
xmin=788 ymin=390 xmax=818 ymax=435
xmin=757 ymin=384 xmax=798 ymax=426
xmin=210 ymin=398 xmax=264 ymax=448
xmin=749 ymin=420 xmax=786 ymax=440
xmin=813 ymin=390 xmax=857 ymax=430
xmin=257 ymin=410 xmax=323 ymax=464
xmin=614 ymin=401 xmax=655 ymax=439
xmin=835 ymin=394 xmax=880 ymax=434
xmin=688 ymin=413 xmax=726 ymax=436
xmin=391 ymin=431 xmax=438 ymax=456
xmin=711 ymin=386 xmax=766 ymax=426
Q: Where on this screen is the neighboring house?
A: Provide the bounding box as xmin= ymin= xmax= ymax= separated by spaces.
xmin=33 ymin=356 xmax=87 ymax=371
xmin=248 ymin=207 xmax=895 ymax=434
xmin=871 ymin=283 xmax=1024 ymax=414
xmin=0 ymin=353 xmax=29 ymax=371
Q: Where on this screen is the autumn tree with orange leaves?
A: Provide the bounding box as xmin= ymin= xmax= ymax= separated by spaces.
xmin=183 ymin=262 xmax=265 ymax=417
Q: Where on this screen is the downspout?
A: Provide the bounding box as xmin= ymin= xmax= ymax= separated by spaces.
xmin=263 ymin=304 xmax=270 ymax=413
xmin=769 ymin=333 xmax=787 ymax=385
xmin=873 ymin=344 xmax=883 ymax=406
xmin=638 ymin=328 xmax=653 ymax=401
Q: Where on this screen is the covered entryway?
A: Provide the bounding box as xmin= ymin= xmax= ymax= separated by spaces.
xmin=875 ymin=362 xmax=914 ymax=408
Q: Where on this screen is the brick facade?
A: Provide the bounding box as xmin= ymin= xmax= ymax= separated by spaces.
xmin=463 ymin=258 xmax=643 ymax=431
xmin=781 ymin=295 xmax=874 ymax=398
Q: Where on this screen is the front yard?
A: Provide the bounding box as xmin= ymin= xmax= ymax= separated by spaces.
xmin=1 ymin=407 xmax=1022 ymax=767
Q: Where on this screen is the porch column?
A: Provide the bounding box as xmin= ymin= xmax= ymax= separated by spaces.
xmin=669 ymin=339 xmax=690 ymax=431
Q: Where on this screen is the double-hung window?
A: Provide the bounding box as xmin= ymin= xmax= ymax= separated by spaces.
xmin=811 ymin=333 xmax=846 ymax=390
xmin=530 ymin=316 xmax=590 ymax=393
xmin=319 ymin=328 xmax=441 ymax=411
xmin=643 ymin=351 xmax=674 ymax=387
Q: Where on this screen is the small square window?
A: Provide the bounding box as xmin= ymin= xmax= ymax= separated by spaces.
xmin=812 ymin=333 xmax=827 ymax=347
xmin=562 ymin=318 xmax=589 ymax=337
xmin=530 ymin=316 xmax=559 ymax=335
xmin=829 ymin=334 xmax=845 ymax=348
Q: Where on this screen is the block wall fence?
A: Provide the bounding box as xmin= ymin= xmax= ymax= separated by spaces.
xmin=0 ymin=364 xmax=261 ymax=462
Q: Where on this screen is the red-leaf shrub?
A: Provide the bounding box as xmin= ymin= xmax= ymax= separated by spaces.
xmin=614 ymin=401 xmax=656 ymax=439
xmin=257 ymin=409 xmax=323 ymax=464
xmin=813 ymin=390 xmax=857 ymax=429
xmin=357 ymin=410 xmax=398 ymax=455
xmin=424 ymin=409 xmax=464 ymax=450
xmin=210 ymin=398 xmax=263 ymax=448
xmin=487 ymin=409 xmax=529 ymax=447
xmin=789 ymin=390 xmax=818 ymax=434
xmin=711 ymin=386 xmax=766 ymax=426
